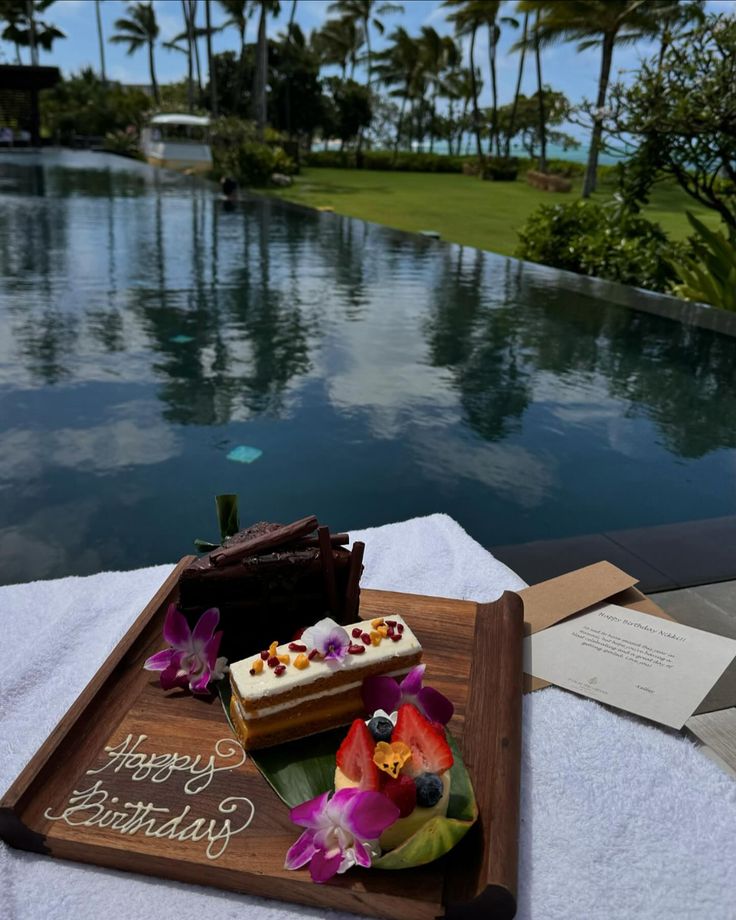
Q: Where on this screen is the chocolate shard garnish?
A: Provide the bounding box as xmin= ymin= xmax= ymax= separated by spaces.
xmin=344 ymin=541 xmax=365 ymax=621
xmin=210 ymin=515 xmax=319 ymax=567
xmin=296 ymin=533 xmax=350 ymax=548
xmin=318 ymin=525 xmax=340 ymax=616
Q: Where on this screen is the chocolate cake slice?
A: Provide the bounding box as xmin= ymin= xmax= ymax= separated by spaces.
xmin=178 ymin=516 xmax=364 ymax=660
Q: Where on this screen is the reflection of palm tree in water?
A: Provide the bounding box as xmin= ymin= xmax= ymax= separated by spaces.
xmin=425 ymin=246 xmax=532 ymax=442
xmin=135 ymin=197 xmax=313 ymax=425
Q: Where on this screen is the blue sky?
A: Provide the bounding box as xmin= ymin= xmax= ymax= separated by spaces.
xmin=3 ymin=0 xmax=734 ymax=133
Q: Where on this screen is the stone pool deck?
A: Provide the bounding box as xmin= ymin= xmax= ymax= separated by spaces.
xmin=492 ymin=516 xmax=736 ymax=777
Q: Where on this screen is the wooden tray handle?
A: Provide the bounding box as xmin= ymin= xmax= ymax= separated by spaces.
xmin=444 ymin=590 xmax=524 ymax=920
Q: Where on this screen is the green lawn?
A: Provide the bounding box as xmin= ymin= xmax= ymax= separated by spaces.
xmin=265 ymin=167 xmax=719 ymax=257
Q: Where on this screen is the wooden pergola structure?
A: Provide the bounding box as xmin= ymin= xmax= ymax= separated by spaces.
xmin=0 ymin=65 xmax=60 ymax=146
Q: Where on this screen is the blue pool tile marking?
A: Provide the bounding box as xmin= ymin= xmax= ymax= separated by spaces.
xmin=170 ymin=334 xmax=194 ymax=344
xmin=227 ymin=445 xmax=263 ymax=464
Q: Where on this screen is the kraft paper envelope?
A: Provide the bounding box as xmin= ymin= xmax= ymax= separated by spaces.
xmin=517 ymin=561 xmax=675 ymax=694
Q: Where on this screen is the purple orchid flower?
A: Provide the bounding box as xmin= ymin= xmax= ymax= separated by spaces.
xmin=285 ymin=788 xmax=399 ymax=884
xmin=362 ymin=664 xmax=454 ymax=725
xmin=300 ymin=617 xmax=350 ymax=666
xmin=143 ymin=604 xmax=227 ymax=694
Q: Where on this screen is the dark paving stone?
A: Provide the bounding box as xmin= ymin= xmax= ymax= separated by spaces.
xmin=650 ymin=583 xmax=736 ymax=715
xmin=606 ymin=515 xmax=736 ymax=589
xmin=491 ymin=534 xmax=675 ymax=593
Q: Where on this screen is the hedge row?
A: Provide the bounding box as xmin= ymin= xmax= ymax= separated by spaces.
xmin=302 ymin=150 xmax=608 ymax=179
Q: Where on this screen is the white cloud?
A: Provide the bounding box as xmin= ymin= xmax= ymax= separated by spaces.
xmin=0 ymin=404 xmax=179 ymax=480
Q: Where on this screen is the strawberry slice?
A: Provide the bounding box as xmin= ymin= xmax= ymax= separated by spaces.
xmin=336 ymin=719 xmax=380 ymax=790
xmin=392 ymin=703 xmax=454 ymax=777
xmin=380 ymin=772 xmax=416 ymax=818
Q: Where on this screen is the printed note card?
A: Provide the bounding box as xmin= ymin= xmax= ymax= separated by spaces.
xmin=524 ymin=604 xmax=736 ymax=729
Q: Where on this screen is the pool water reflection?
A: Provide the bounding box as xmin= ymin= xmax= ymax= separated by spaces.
xmin=1 ymin=150 xmax=735 ymax=584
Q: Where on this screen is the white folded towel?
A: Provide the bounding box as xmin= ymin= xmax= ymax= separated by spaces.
xmin=1 ymin=513 xmax=734 ymax=920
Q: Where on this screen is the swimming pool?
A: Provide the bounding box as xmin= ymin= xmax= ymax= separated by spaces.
xmin=1 ymin=150 xmax=734 ymax=585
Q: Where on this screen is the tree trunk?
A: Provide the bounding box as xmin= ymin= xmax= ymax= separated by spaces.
xmin=205 ymin=0 xmax=217 ymax=115
xmin=429 ymin=87 xmax=437 ymax=153
xmin=582 ymin=30 xmax=614 ymax=198
xmin=27 ymin=0 xmax=38 ymax=66
xmin=182 ymin=0 xmax=194 ymax=112
xmin=395 ymin=92 xmax=407 ymax=154
xmin=469 ymin=26 xmax=483 ymax=168
xmin=191 ymin=1 xmax=203 ymax=95
xmin=95 ymin=0 xmax=107 ymax=83
xmin=149 ymin=39 xmax=160 ymax=104
xmin=506 ymin=12 xmax=527 ymax=159
xmin=285 ymin=2 xmax=298 ymax=140
xmin=255 ymin=2 xmax=268 ymax=140
xmin=488 ymin=22 xmax=499 ymax=159
xmin=236 ymin=24 xmax=247 ymax=113
xmin=364 ymin=15 xmax=372 ymax=87
xmin=534 ymin=13 xmax=546 ymax=173
xmin=461 ymin=95 xmax=470 ymax=156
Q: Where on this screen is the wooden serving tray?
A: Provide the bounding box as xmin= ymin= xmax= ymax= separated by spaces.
xmin=0 ymin=559 xmax=524 ymax=920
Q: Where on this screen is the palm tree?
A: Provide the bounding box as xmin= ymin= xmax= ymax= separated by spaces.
xmin=218 ymin=0 xmax=254 ymax=107
xmin=505 ymin=11 xmax=528 ymax=158
xmin=519 ymin=0 xmax=663 ymax=197
xmin=0 ymin=0 xmax=65 ymax=64
xmin=205 ymin=0 xmax=217 ymax=114
xmin=313 ymin=16 xmax=364 ymax=79
xmin=254 ymin=0 xmax=280 ymax=139
xmin=95 ymin=0 xmax=106 ymax=83
xmin=111 ymin=1 xmax=160 ymax=104
xmin=443 ymin=0 xmax=484 ymax=165
xmin=533 ymin=11 xmax=546 ymax=171
xmin=418 ymin=26 xmax=457 ymax=153
xmin=442 ymin=64 xmax=477 ymax=155
xmin=327 ymin=0 xmax=403 ymax=88
xmin=374 ymin=25 xmax=421 ymax=152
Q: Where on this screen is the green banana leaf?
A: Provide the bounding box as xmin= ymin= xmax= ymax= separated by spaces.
xmin=217 ymin=680 xmax=477 ymax=870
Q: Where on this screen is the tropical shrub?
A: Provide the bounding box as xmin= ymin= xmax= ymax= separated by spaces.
xmin=671 ymin=213 xmax=736 ymax=311
xmin=103 ymin=128 xmax=143 ymax=159
xmin=515 ymin=200 xmax=685 ymax=293
xmin=41 ymin=69 xmax=151 ymax=143
xmin=482 ymin=158 xmax=518 ymax=182
xmin=210 ymin=116 xmax=295 ymax=187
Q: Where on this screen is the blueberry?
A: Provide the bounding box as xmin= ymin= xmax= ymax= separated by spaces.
xmin=415 ymin=772 xmax=443 ymax=808
xmin=367 ymin=716 xmax=393 ymax=743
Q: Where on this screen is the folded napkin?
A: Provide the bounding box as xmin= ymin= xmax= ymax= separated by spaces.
xmin=1 ymin=513 xmax=734 ymax=920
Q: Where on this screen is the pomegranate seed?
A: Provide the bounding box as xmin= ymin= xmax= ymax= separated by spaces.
xmin=259 ymin=650 xmax=269 ymax=660
xmin=391 ymin=634 xmax=401 ymax=642
xmin=249 ymin=668 xmax=256 ymax=676
xmin=361 ymin=633 xmax=371 ymax=645
xmin=268 ymin=656 xmax=280 ymax=668
xmin=308 ymin=648 xmax=320 ymax=660
xmin=348 ymin=644 xmax=365 ymax=654
xmin=386 ymin=620 xmax=397 ymax=628
xmin=274 ymin=664 xmax=287 ymax=676
xmin=351 ymin=627 xmax=363 ymax=638
xmin=397 ymin=623 xmax=404 ymax=634
xmin=387 ymin=627 xmax=395 ymax=638
xmin=288 ymin=642 xmax=306 ymax=652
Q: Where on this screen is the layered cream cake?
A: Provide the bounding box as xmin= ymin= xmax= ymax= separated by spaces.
xmin=229 ymin=615 xmax=422 ymax=749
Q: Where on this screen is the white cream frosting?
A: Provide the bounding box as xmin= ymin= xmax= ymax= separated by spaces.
xmin=230 ymin=614 xmax=421 ymax=702
xmin=234 ymin=667 xmax=411 ymax=721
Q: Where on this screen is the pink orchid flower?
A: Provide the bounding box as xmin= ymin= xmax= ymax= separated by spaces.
xmin=362 ymin=663 xmax=454 ymax=725
xmin=285 ymin=787 xmax=399 ymax=883
xmin=144 ymin=604 xmax=227 ymax=694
